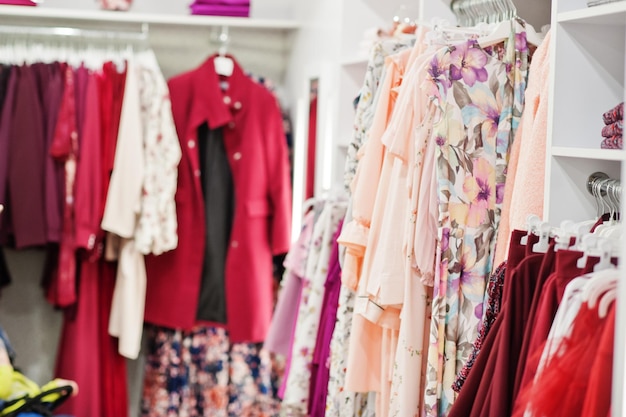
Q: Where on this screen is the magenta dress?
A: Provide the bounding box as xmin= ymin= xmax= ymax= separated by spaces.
xmin=308 ymin=220 xmax=343 ymax=416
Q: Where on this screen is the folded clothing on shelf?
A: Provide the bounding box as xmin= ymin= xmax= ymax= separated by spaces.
xmin=190 ymin=4 xmax=249 ymax=16
xmin=602 ymin=120 xmax=623 ymax=138
xmin=600 ymin=102 xmax=624 ymax=149
xmin=192 ymin=0 xmax=249 ymax=5
xmin=601 ymin=135 xmax=623 ymax=149
xmin=189 ymin=0 xmax=250 ymax=17
xmin=602 ymin=101 xmax=624 ymax=125
xmin=0 ymin=0 xmax=38 ymax=5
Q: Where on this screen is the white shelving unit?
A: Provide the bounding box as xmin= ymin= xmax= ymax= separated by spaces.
xmin=545 ymin=0 xmax=626 ymax=414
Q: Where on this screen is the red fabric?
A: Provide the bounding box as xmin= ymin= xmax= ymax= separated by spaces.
xmin=98 ymin=62 xmax=126 ymax=221
xmin=512 ymin=250 xmax=584 ymax=403
xmin=448 ymin=230 xmax=539 ymax=417
xmin=581 ymin=303 xmax=615 ymax=417
xmin=74 ymin=74 xmax=103 ymax=251
xmin=55 ymin=257 xmax=102 ymax=417
xmin=306 ymin=96 xmax=317 ymax=199
xmin=0 ymin=66 xmax=17 ymax=245
xmin=55 ymin=68 xmax=129 ymax=417
xmin=48 ymin=66 xmax=79 ymax=308
xmin=519 ymin=303 xmax=607 ymax=417
xmin=483 ymin=251 xmax=546 ymax=417
xmin=8 ymin=65 xmax=47 ymax=248
xmin=55 ymin=256 xmax=129 ymax=417
xmin=145 ymin=55 xmax=292 ymax=343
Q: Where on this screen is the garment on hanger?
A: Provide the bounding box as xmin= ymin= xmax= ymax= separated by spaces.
xmin=141 ymin=325 xmax=278 ymax=417
xmin=265 ymin=210 xmax=316 ymax=398
xmin=308 ymin=219 xmax=344 ymax=417
xmin=141 ymin=53 xmax=292 ymax=417
xmin=494 ymin=30 xmax=552 ymax=267
xmin=0 ymin=31 xmax=187 ymax=416
xmin=144 ymin=55 xmax=292 ymax=344
xmin=343 ymin=36 xmax=416 ymax=192
xmin=281 ymin=201 xmax=346 ymax=416
xmin=424 ymin=21 xmax=530 ymax=416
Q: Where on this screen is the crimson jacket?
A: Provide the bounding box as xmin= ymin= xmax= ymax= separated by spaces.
xmin=144 ymin=56 xmax=292 ymax=343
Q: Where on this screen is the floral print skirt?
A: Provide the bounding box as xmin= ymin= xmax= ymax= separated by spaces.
xmin=141 ymin=325 xmax=280 ymax=417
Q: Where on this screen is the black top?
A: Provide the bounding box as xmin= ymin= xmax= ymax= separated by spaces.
xmin=196 ymin=123 xmax=235 ymax=324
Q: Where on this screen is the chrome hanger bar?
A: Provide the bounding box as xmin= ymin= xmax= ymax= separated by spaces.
xmin=0 ymin=24 xmax=149 ymax=42
xmin=450 ymin=0 xmax=517 ymax=26
xmin=588 ymin=172 xmax=622 ymax=197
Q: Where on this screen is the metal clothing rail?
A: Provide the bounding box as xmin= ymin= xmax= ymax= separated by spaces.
xmin=0 ymin=23 xmax=149 ymax=41
xmin=587 ymin=171 xmax=623 ymax=198
xmin=450 ymin=0 xmax=518 ymax=26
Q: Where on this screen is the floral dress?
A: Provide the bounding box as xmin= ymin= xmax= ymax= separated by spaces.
xmin=423 ymin=24 xmax=530 ymax=416
xmin=141 ymin=326 xmax=279 ymax=417
xmin=280 ymin=201 xmax=347 ymax=416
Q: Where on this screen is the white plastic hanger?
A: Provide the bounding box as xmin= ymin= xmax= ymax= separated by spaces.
xmin=214 ymin=26 xmax=234 ymax=77
xmin=576 ymin=234 xmax=598 ymax=269
xmin=520 ymin=214 xmax=541 ymax=245
xmin=532 ymin=222 xmax=552 ymax=253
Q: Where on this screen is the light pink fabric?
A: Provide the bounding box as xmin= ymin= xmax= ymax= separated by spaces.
xmin=494 ymin=31 xmax=552 ymax=267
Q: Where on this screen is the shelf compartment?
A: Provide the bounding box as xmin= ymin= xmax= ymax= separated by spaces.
xmin=552 ymin=146 xmax=626 ymax=161
xmin=545 ymin=156 xmax=621 ymax=224
xmin=558 ymin=2 xmax=626 ymax=25
xmin=550 ymin=21 xmax=624 ymax=148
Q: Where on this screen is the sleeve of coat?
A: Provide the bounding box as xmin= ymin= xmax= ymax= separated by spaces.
xmin=264 ymin=96 xmax=292 ymax=255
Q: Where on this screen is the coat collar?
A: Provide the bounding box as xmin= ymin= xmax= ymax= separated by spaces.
xmin=188 ymin=54 xmax=251 ymax=131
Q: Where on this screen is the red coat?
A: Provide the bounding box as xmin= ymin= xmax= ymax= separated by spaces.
xmin=144 ymin=56 xmax=292 ymax=343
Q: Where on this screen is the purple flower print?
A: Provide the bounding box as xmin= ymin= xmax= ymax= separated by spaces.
xmin=449 ymin=41 xmax=489 ymax=87
xmin=474 ymin=302 xmax=484 ymax=320
xmin=496 ymin=182 xmax=505 ymax=205
xmin=515 ymin=31 xmax=528 ymax=53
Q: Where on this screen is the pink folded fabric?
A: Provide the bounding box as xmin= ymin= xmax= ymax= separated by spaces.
xmin=600 ymin=135 xmax=623 ymax=150
xmin=602 ymin=102 xmax=624 ymax=125
xmin=192 ymin=0 xmax=249 ymax=5
xmin=190 ymin=4 xmax=250 ymax=16
xmin=0 ymin=0 xmax=37 ymax=5
xmin=601 ymin=120 xmax=622 ymax=138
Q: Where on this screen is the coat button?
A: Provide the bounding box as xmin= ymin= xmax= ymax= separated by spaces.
xmin=233 ymin=101 xmax=242 ymax=110
xmin=228 ymin=121 xmax=236 ymax=129
xmin=223 ymin=96 xmax=232 ymax=105
xmin=233 ymin=152 xmax=242 ymax=161
xmin=194 ymin=169 xmax=201 ymax=177
xmin=188 ymin=139 xmax=195 ymax=149
xmin=231 ymin=241 xmax=239 ymax=248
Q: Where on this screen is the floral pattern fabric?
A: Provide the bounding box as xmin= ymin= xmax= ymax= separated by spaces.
xmin=134 ymin=50 xmax=182 ymax=256
xmin=325 ymin=286 xmax=376 ymax=417
xmin=141 ymin=325 xmax=279 ymax=417
xmin=343 ymin=38 xmax=415 ymax=192
xmin=424 ymin=25 xmax=529 ymax=417
xmin=281 ymin=201 xmax=347 ymax=416
xmin=452 ymin=262 xmax=507 ymax=393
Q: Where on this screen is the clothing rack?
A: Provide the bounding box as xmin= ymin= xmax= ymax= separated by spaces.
xmin=0 ymin=23 xmax=149 ymax=42
xmin=450 ymin=0 xmax=517 ymax=26
xmin=587 ymin=171 xmax=622 ymax=198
